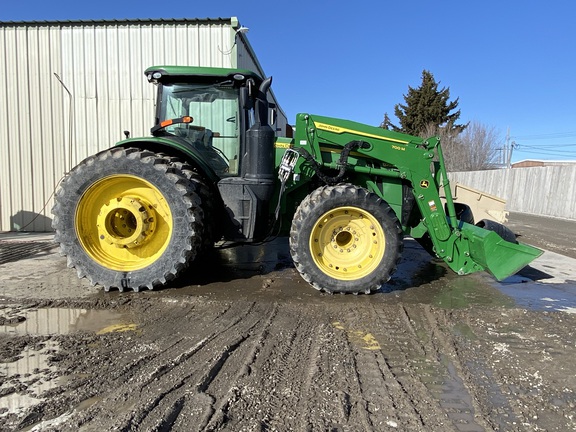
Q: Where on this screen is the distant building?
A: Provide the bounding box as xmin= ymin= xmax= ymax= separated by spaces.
xmin=512 ymin=160 xmax=576 ymax=168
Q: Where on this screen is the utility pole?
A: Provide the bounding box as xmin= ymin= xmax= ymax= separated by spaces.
xmin=502 ymin=127 xmax=511 ymax=168
xmin=506 ymin=141 xmax=518 ymax=168
xmin=507 ymin=141 xmax=518 ymax=168
xmin=505 ymin=128 xmax=510 ymax=168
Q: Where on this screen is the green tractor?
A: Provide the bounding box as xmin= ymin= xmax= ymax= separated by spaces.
xmin=52 ymin=66 xmax=542 ymax=293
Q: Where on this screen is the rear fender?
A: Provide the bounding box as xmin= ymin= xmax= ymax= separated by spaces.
xmin=114 ymin=137 xmax=219 ymax=183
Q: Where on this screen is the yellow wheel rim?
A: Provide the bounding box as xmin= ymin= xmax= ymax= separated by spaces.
xmin=75 ymin=175 xmax=173 ymax=271
xmin=309 ymin=206 xmax=385 ymax=281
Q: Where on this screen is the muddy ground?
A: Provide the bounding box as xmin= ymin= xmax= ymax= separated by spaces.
xmin=1 ymin=213 xmax=576 ymax=431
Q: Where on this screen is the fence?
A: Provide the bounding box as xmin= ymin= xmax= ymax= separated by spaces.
xmin=449 ymin=166 xmax=576 ymax=220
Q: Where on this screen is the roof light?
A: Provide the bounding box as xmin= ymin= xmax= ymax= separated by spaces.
xmin=147 ymin=71 xmax=163 ymax=83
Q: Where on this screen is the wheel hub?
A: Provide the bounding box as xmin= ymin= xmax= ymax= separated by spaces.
xmin=97 ymin=196 xmax=156 ymax=248
xmin=310 ymin=207 xmax=385 ymax=280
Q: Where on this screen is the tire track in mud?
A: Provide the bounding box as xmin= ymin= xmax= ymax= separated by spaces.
xmin=127 ymin=301 xmax=280 ymax=432
xmin=454 ymin=309 xmax=576 ymax=431
xmin=198 ymin=303 xmax=280 ymax=431
xmin=56 ymin=300 xmax=274 ymax=431
xmin=417 ymin=306 xmax=494 ymax=432
xmin=220 ymin=306 xmax=334 ymax=431
xmin=32 ymin=293 xmax=576 ymax=431
xmin=63 ymin=300 xmax=494 ymax=431
xmin=333 ymin=304 xmax=437 ymax=430
xmin=331 ymin=302 xmax=493 ymax=431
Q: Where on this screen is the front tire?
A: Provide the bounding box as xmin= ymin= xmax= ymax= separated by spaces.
xmin=290 ymin=184 xmax=403 ymax=294
xmin=52 ymin=147 xmax=203 ymax=291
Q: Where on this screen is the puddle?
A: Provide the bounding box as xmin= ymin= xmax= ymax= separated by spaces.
xmin=411 ymin=354 xmax=485 ymax=431
xmin=0 ymin=341 xmax=61 ymax=421
xmin=169 ymin=238 xmax=527 ymax=309
xmin=387 ymin=246 xmax=576 ymax=314
xmin=436 ymin=357 xmax=485 ymax=431
xmin=495 ymin=280 xmax=576 ymax=313
xmin=0 ymin=308 xmax=132 ymax=336
xmin=218 ymin=237 xmax=293 ymax=274
xmin=0 ymin=307 xmax=135 ymax=426
xmin=491 ymin=250 xmax=576 ymax=313
xmin=175 ymin=237 xmax=294 ymax=289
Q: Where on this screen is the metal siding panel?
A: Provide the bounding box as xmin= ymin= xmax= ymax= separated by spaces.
xmin=187 ymin=25 xmax=201 ymax=65
xmin=163 ymin=24 xmax=178 ymax=66
xmin=218 ymin=25 xmax=233 ymax=68
xmin=71 ymin=26 xmax=88 ymax=164
xmin=198 ymin=24 xmax=212 ymax=67
xmin=151 ymin=24 xmax=167 ymax=64
xmin=106 ymin=26 xmax=123 ymax=146
xmin=136 ymin=24 xmax=152 ymax=136
xmin=84 ymin=26 xmax=100 ymax=157
xmin=60 ymin=27 xmax=75 ymax=173
xmin=95 ymin=26 xmax=111 ymax=149
xmin=129 ymin=25 xmax=146 ymax=138
xmin=213 ymin=24 xmax=230 ymax=67
xmin=61 ymin=27 xmax=77 ymax=168
xmin=173 ymin=25 xmax=189 ymax=65
xmin=0 ymin=27 xmax=11 ymax=231
xmin=117 ymin=25 xmax=131 ymax=144
xmin=39 ymin=27 xmax=62 ymax=231
xmin=49 ymin=27 xmax=67 ymax=225
xmin=27 ymin=28 xmax=45 ymax=231
xmin=235 ymin=36 xmax=259 ymax=72
xmin=14 ymin=27 xmax=31 ymax=231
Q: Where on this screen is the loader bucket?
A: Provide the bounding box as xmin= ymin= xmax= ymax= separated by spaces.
xmin=461 ymin=223 xmax=543 ymax=281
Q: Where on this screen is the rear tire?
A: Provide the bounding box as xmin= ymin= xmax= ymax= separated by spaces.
xmin=52 ymin=147 xmax=203 ymax=291
xmin=161 ymin=156 xmax=218 ymax=251
xmin=476 ymin=219 xmax=518 ymax=244
xmin=290 ymin=184 xmax=403 ymax=294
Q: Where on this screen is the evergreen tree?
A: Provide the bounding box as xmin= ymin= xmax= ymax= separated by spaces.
xmin=392 ymin=70 xmax=467 ymax=136
xmin=379 ymin=112 xmax=394 ymax=130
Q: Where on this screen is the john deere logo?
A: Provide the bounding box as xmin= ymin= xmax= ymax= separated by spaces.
xmin=420 ymin=180 xmax=430 ymax=189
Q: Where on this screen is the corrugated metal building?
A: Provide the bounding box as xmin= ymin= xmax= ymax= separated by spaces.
xmin=0 ymin=17 xmax=287 ymax=232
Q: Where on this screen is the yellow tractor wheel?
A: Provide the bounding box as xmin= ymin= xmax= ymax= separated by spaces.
xmin=290 ymin=184 xmax=403 ymax=294
xmin=309 ymin=206 xmax=386 ymax=281
xmin=75 ymin=174 xmax=172 ymax=271
xmin=52 ymin=147 xmax=204 ymax=291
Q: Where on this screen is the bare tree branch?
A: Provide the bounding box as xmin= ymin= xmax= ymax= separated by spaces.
xmin=421 ymin=121 xmax=501 ymax=171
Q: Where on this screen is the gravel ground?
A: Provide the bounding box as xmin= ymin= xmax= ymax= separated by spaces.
xmin=0 ymin=214 xmax=575 ymax=431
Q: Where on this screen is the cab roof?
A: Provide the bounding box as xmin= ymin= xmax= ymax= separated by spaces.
xmin=144 ymin=65 xmax=263 ymax=85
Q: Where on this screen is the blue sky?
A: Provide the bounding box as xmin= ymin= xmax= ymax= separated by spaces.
xmin=3 ymin=0 xmax=575 ymax=162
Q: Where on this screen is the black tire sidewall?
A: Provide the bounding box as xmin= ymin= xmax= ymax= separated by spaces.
xmin=476 ymin=219 xmax=518 ymax=244
xmin=290 ymin=184 xmax=402 ymax=293
xmin=53 ymin=148 xmax=201 ymax=290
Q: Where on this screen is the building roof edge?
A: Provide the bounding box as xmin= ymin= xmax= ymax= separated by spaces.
xmin=0 ymin=17 xmax=233 ymax=27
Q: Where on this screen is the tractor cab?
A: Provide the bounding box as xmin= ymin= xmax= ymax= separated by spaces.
xmin=145 ymin=66 xmax=266 ymax=178
xmin=145 ymin=66 xmax=277 ymax=241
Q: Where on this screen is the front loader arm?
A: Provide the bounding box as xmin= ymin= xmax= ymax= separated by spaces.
xmin=293 ymin=113 xmax=452 ymax=231
xmin=292 ymin=113 xmax=542 ymax=280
